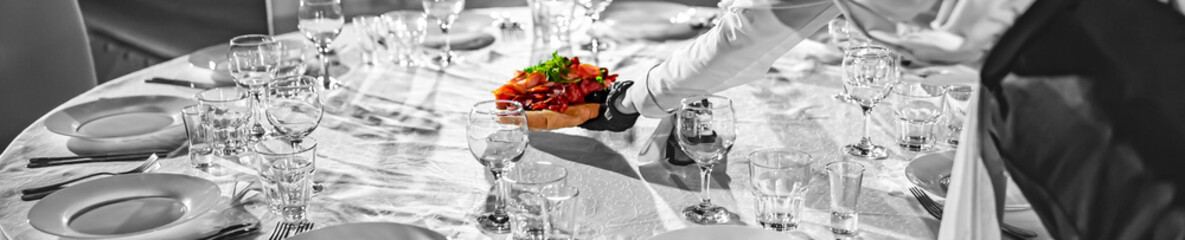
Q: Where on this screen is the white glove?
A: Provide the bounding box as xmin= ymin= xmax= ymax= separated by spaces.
xmin=621 ymin=0 xmax=840 ymax=117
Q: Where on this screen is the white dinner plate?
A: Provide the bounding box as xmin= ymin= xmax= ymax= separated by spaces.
xmin=906 ymin=151 xmax=1032 ymax=210
xmin=44 ymin=95 xmax=195 ymax=141
xmin=596 ymin=1 xmax=708 ymax=41
xmin=648 ymin=226 xmax=808 ymax=240
xmin=28 ymin=173 xmax=221 ymax=239
xmin=288 ymin=222 xmax=447 ymax=240
xmin=906 ymin=151 xmax=956 ymax=198
xmin=422 ymin=12 xmax=496 ymax=51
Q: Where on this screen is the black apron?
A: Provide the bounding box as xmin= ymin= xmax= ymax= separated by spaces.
xmin=978 ymin=0 xmax=1185 ymax=238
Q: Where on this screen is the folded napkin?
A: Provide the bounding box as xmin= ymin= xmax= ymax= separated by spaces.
xmin=938 ymin=85 xmax=1001 ymax=240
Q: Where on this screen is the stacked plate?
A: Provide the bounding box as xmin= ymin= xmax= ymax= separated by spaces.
xmin=28 ymin=174 xmax=222 ymax=239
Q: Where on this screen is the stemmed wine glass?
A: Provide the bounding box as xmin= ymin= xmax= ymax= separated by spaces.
xmin=676 ymin=95 xmax=737 ymax=224
xmin=841 ymin=45 xmax=898 ymax=159
xmin=265 ymin=75 xmax=324 ymax=143
xmin=228 ymin=34 xmax=280 ymax=140
xmin=298 ymin=0 xmax=344 ymax=89
xmin=467 ymin=100 xmax=529 ymax=233
xmin=422 ymin=0 xmax=465 ymax=67
xmin=577 ymin=0 xmax=613 ymax=65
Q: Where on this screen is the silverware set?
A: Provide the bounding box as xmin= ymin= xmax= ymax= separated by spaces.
xmin=908 ymin=187 xmax=1038 ymax=239
xmin=270 ymin=221 xmax=314 ymax=240
xmin=25 ymin=149 xmax=168 ymax=168
xmin=493 ymin=13 xmax=524 ymax=40
xmin=199 ymin=222 xmax=261 ymax=240
xmin=145 ymin=77 xmax=234 ymax=89
xmin=20 ymin=154 xmax=160 ymax=201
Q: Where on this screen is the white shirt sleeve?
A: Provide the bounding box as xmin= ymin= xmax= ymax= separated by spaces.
xmin=620 ymin=2 xmax=841 ymax=117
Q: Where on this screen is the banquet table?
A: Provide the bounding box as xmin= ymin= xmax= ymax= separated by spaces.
xmin=0 ymin=6 xmax=1050 ymax=240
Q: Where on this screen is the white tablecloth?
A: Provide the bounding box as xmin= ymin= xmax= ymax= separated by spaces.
xmin=0 ymin=7 xmax=1047 ymax=240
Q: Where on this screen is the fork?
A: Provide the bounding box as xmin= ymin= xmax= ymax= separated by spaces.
xmin=493 ymin=13 xmax=524 ymax=41
xmin=269 ymin=221 xmax=314 ymax=240
xmin=20 ymin=154 xmax=161 ymax=201
xmin=268 ymin=222 xmax=291 ymax=240
xmin=908 ymin=187 xmax=1038 ymax=239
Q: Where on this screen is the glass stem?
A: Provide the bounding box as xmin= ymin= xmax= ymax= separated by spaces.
xmin=860 ymin=106 xmax=872 ymax=144
xmin=589 ymin=17 xmax=600 ymax=66
xmin=318 ymin=45 xmax=332 ymax=89
xmin=491 ymin=170 xmax=507 ymax=214
xmin=699 ymin=165 xmax=713 ymax=206
xmin=442 ymin=23 xmax=452 ymax=62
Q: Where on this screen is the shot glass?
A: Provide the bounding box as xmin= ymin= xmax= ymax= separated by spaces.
xmin=942 ymin=85 xmax=973 ymax=147
xmin=505 ymin=162 xmax=568 ymax=240
xmin=254 ymin=137 xmax=318 ymax=222
xmin=196 ymin=87 xmax=253 ymax=157
xmin=748 ymin=148 xmax=813 ymax=231
xmin=892 ymin=81 xmax=947 ymax=151
xmin=180 ymin=104 xmax=215 ymax=168
xmin=826 ymin=161 xmax=865 ymax=236
xmin=541 ymin=185 xmax=580 ymax=240
xmin=382 ymin=11 xmax=427 ymax=67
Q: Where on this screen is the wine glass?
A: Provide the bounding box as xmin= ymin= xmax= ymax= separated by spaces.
xmin=383 ymin=11 xmax=429 ymax=67
xmin=422 ymin=0 xmax=465 ymax=67
xmin=298 ymin=0 xmax=344 ymax=89
xmin=676 ymin=95 xmax=737 ymax=224
xmin=841 ymin=45 xmax=898 ymax=159
xmin=577 ymin=0 xmax=613 ymax=65
xmin=467 ymin=100 xmax=529 ymax=233
xmin=827 ymin=15 xmax=868 ymax=104
xmin=265 ymin=75 xmax=323 ymax=143
xmin=228 ymin=34 xmax=280 ymax=140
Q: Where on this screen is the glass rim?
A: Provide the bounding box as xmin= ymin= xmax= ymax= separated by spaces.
xmin=892 ymin=81 xmax=947 ymax=98
xmin=472 ymin=100 xmax=525 ymax=114
xmin=195 ymin=87 xmax=249 ymax=103
xmin=732 ymin=0 xmax=832 ymax=10
xmin=541 ymin=185 xmax=580 ymax=199
xmin=229 ymin=34 xmax=275 ymax=46
xmin=843 ymin=45 xmax=893 ymax=58
xmin=679 ymin=95 xmax=732 ymax=110
xmin=505 ymin=161 xmax=568 ymax=185
xmin=301 ymin=0 xmax=341 ymax=5
xmin=748 ymin=147 xmax=814 ymax=169
xmin=269 ymin=75 xmax=318 ymax=89
xmin=383 ymin=10 xmax=428 ymax=18
xmin=824 ymin=161 xmax=866 ymax=173
xmin=179 ymin=104 xmax=212 ymax=115
xmin=254 ymin=138 xmax=319 ymax=156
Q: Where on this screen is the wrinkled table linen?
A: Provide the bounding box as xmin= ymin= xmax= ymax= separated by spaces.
xmin=0 ymin=7 xmax=1047 ymax=240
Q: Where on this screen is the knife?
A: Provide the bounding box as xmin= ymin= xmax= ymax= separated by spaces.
xmin=145 ymin=77 xmax=233 ymax=89
xmin=198 ymin=222 xmax=260 ymax=240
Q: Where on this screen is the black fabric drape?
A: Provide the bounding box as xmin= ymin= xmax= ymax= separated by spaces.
xmin=978 ymin=0 xmax=1185 ymax=239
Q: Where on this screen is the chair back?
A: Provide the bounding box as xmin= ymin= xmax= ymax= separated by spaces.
xmin=0 ymin=0 xmax=98 ymax=148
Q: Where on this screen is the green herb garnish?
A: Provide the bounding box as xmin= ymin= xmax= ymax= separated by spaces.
xmin=522 ymin=52 xmax=579 ymax=83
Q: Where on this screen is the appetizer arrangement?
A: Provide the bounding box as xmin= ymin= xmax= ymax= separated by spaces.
xmin=492 ymin=53 xmax=618 ymax=113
